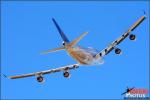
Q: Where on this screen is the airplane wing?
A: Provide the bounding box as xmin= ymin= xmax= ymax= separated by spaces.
xmin=7 ymin=64 xmax=79 ymax=79
xmin=96 ymin=15 xmax=146 ymax=58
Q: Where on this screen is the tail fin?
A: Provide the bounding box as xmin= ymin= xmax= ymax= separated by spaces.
xmin=70 ymin=32 xmax=88 ymax=47
xmin=41 ymin=46 xmax=65 ymax=55
xmin=52 ymin=18 xmax=70 ymax=43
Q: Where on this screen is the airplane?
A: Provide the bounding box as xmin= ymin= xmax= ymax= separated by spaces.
xmin=3 ymin=14 xmax=146 ymax=83
xmin=121 ymin=87 xmax=135 ymax=95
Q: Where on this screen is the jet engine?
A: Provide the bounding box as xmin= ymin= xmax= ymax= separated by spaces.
xmin=129 ymin=34 xmax=136 ymax=41
xmin=115 ymin=48 xmax=122 ymax=55
xmin=36 ymin=75 xmax=45 ymax=83
xmin=63 ymin=71 xmax=70 ymax=78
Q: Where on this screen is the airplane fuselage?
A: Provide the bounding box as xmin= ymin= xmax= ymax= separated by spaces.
xmin=65 ymin=45 xmax=104 ymax=65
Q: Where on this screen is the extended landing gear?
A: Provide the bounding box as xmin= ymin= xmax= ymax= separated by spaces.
xmin=129 ymin=34 xmax=136 ymax=41
xmin=37 ymin=76 xmax=45 ymax=83
xmin=115 ymin=48 xmax=122 ymax=55
xmin=63 ymin=71 xmax=70 ymax=78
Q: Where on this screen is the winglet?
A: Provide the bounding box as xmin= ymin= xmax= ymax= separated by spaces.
xmin=142 ymin=9 xmax=146 ymax=17
xmin=1 ymin=73 xmax=10 ymax=79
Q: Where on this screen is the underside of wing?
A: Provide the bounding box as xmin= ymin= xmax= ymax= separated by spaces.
xmin=7 ymin=64 xmax=79 ymax=83
xmin=96 ymin=14 xmax=146 ymax=58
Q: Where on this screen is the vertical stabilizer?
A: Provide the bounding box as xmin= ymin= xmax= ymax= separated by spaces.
xmin=52 ymin=18 xmax=70 ymax=43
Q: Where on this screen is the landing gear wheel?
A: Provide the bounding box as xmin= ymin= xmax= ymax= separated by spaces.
xmin=63 ymin=72 xmax=70 ymax=78
xmin=129 ymin=34 xmax=136 ymax=41
xmin=37 ymin=76 xmax=44 ymax=83
xmin=115 ymin=48 xmax=121 ymax=54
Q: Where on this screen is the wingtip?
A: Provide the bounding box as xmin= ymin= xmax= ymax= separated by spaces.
xmin=40 ymin=52 xmax=47 ymax=55
xmin=83 ymin=31 xmax=89 ymax=36
xmin=86 ymin=31 xmax=89 ymax=34
xmin=142 ymin=10 xmax=147 ymax=18
xmin=1 ymin=73 xmax=10 ymax=79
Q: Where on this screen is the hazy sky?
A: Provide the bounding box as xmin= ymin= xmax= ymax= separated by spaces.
xmin=1 ymin=1 xmax=149 ymax=99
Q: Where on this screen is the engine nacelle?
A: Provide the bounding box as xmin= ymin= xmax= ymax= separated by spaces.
xmin=129 ymin=34 xmax=136 ymax=41
xmin=63 ymin=71 xmax=70 ymax=78
xmin=115 ymin=48 xmax=122 ymax=55
xmin=36 ymin=76 xmax=45 ymax=83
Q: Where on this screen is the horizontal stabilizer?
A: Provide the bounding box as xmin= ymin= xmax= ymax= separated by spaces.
xmin=70 ymin=32 xmax=88 ymax=46
xmin=41 ymin=46 xmax=65 ymax=55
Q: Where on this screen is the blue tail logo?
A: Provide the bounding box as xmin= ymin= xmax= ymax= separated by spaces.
xmin=52 ymin=18 xmax=70 ymax=43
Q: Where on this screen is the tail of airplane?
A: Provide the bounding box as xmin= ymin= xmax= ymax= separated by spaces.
xmin=41 ymin=46 xmax=65 ymax=54
xmin=69 ymin=31 xmax=88 ymax=46
xmin=41 ymin=18 xmax=88 ymax=54
xmin=52 ymin=18 xmax=70 ymax=43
